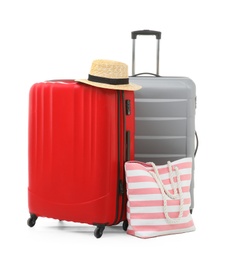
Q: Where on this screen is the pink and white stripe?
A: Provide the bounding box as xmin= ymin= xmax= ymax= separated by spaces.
xmin=125 ymin=158 xmax=195 ymax=238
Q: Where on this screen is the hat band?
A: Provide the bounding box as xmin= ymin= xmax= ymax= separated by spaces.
xmin=88 ymin=74 xmax=129 ymax=85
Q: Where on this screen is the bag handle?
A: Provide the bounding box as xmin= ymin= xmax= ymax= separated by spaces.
xmin=148 ymin=162 xmax=184 ymax=224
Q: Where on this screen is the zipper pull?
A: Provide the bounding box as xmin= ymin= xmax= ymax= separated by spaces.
xmin=125 ymin=100 xmax=131 ymax=115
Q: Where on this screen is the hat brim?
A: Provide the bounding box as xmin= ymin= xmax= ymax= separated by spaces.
xmin=76 ymin=79 xmax=142 ymax=91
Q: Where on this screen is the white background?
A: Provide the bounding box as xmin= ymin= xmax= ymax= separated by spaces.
xmin=1 ymin=0 xmax=227 ymax=259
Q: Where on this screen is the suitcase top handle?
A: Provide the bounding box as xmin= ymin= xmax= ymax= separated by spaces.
xmin=131 ymin=30 xmax=162 ymax=40
xmin=131 ymin=30 xmax=161 ymax=75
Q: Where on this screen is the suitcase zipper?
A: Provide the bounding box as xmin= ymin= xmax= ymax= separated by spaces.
xmin=113 ymin=91 xmax=129 ymax=225
xmin=113 ymin=91 xmax=122 ymax=225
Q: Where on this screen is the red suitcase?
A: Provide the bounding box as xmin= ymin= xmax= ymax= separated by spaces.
xmin=27 ymin=78 xmax=135 ymax=238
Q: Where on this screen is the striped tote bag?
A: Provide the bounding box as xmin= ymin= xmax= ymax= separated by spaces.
xmin=124 ymin=158 xmax=195 ymax=238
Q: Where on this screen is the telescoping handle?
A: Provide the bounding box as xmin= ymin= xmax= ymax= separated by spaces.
xmin=131 ymin=30 xmax=162 ymax=76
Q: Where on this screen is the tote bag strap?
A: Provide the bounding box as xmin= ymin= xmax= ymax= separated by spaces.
xmin=148 ymin=162 xmax=184 ymax=224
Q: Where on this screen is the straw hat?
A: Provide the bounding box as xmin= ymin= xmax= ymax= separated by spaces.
xmin=76 ymin=59 xmax=141 ymax=91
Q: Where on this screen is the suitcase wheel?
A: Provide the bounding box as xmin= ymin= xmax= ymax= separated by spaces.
xmin=94 ymin=225 xmax=105 ymax=238
xmin=122 ymin=220 xmax=128 ymax=231
xmin=27 ymin=213 xmax=38 ymax=227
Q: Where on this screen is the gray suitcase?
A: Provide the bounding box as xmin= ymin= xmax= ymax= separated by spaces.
xmin=129 ymin=30 xmax=197 ymax=211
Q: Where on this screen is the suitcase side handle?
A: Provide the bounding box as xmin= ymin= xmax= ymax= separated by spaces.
xmin=131 ymin=29 xmax=161 ymax=76
xmin=194 ymin=131 xmax=199 ymax=157
xmin=126 ymin=131 xmax=130 ymax=161
xmin=131 ymin=30 xmax=161 ymax=40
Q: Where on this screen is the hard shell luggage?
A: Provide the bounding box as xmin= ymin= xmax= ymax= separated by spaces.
xmin=129 ymin=30 xmax=197 ymax=211
xmin=27 ymin=79 xmax=135 ymax=238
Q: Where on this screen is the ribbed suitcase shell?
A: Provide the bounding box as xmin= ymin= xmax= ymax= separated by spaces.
xmin=129 ymin=29 xmax=196 ymax=211
xmin=129 ymin=76 xmax=196 ymax=210
xmin=28 ymin=80 xmax=135 ymax=234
